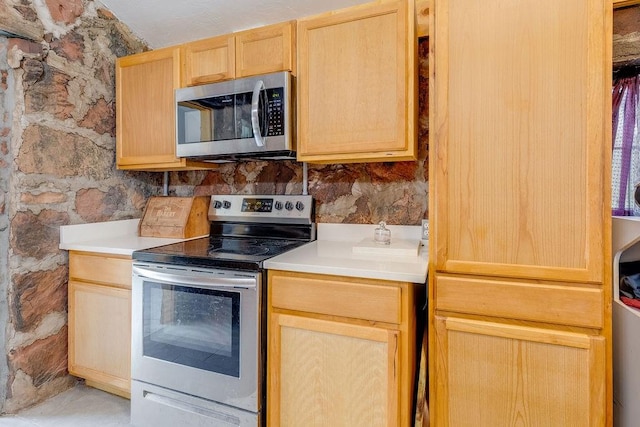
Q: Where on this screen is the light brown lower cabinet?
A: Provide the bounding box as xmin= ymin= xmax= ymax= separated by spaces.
xmin=267 ymin=270 xmax=418 ymax=427
xmin=68 ymin=251 xmax=132 ymax=398
xmin=433 ymin=315 xmax=606 ymax=426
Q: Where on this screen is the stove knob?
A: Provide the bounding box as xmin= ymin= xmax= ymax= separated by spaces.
xmin=223 ymin=200 xmax=231 ymax=209
xmin=213 ymin=200 xmax=222 ymax=209
xmin=274 ymin=201 xmax=283 ymax=210
xmin=284 ymin=201 xmax=294 ymax=211
xmin=295 ymin=201 xmax=305 ymax=211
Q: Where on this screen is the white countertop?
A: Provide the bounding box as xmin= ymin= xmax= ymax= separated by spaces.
xmin=264 ymin=223 xmax=429 ymax=283
xmin=60 ymin=220 xmax=429 ymax=282
xmin=59 ymin=219 xmax=192 ymax=256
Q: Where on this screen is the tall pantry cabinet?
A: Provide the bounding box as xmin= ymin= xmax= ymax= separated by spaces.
xmin=428 ymin=1 xmax=612 ymax=426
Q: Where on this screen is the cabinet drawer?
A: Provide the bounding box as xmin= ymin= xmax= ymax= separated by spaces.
xmin=69 ymin=252 xmax=132 ymax=289
xmin=435 ymin=274 xmax=603 ymax=329
xmin=269 ymin=271 xmax=401 ymax=324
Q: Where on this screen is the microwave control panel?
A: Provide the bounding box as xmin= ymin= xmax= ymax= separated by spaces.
xmin=266 ymin=88 xmax=285 ymax=137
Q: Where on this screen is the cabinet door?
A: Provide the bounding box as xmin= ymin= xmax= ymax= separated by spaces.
xmin=182 ymin=34 xmax=235 ymax=86
xmin=433 ymin=316 xmax=606 ymax=426
xmin=68 ymin=280 xmax=131 ymax=397
xmin=235 ymin=21 xmax=295 ymax=78
xmin=430 ymin=0 xmax=611 ymax=283
xmin=116 ymin=48 xmax=211 ymax=170
xmin=269 ymin=313 xmax=399 ymax=427
xmin=116 ymin=48 xmax=179 ymax=169
xmin=296 ymin=0 xmax=416 ymax=163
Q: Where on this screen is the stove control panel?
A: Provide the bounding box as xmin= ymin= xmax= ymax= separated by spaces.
xmin=208 ymin=195 xmax=314 ymax=224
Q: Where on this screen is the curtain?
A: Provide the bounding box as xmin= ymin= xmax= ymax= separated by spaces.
xmin=612 ymin=73 xmax=640 ymax=216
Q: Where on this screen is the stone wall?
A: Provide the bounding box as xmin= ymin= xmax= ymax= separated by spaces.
xmin=0 ymin=0 xmax=157 ymax=413
xmin=0 ymin=36 xmax=12 ymax=411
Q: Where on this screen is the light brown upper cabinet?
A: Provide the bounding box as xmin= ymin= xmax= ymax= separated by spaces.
xmin=429 ymin=0 xmax=612 ymax=425
xmin=296 ymin=0 xmax=417 ymax=163
xmin=116 ymin=47 xmax=213 ymax=171
xmin=181 ymin=34 xmax=236 ymax=86
xmin=235 ymin=22 xmax=296 ymax=78
xmin=182 ymin=21 xmax=295 ymax=87
xmin=430 ymin=0 xmax=610 ymax=283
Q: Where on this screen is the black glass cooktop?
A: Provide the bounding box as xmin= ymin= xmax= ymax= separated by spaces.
xmin=133 ymin=235 xmax=309 ymax=271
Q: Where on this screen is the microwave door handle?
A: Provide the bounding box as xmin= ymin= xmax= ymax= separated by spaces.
xmin=251 ymin=79 xmax=266 ymax=147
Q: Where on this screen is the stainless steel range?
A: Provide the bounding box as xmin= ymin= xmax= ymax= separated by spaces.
xmin=130 ymin=194 xmax=315 ymax=427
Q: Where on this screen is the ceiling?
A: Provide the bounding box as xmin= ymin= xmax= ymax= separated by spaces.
xmin=99 ymin=0 xmax=371 ymax=48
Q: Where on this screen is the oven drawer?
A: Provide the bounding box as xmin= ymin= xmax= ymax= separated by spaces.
xmin=131 ymin=381 xmax=259 ymax=427
xmin=269 ymin=271 xmax=402 ymax=324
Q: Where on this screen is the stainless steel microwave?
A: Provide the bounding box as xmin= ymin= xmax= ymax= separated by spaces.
xmin=175 ymin=71 xmax=294 ymax=163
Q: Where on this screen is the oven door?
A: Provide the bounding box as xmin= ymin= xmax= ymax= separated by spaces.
xmin=131 ymin=262 xmax=261 ymax=413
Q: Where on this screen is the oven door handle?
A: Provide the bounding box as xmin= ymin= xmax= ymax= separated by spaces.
xmin=132 ymin=266 xmax=257 ymax=289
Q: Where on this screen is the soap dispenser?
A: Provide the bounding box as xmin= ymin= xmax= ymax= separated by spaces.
xmin=374 ymin=221 xmax=391 ymax=245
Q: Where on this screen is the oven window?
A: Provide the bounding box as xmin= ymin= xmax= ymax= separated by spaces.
xmin=142 ymin=282 xmax=240 ymax=377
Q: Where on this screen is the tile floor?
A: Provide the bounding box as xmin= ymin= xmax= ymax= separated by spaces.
xmin=0 ymin=382 xmax=130 ymax=426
